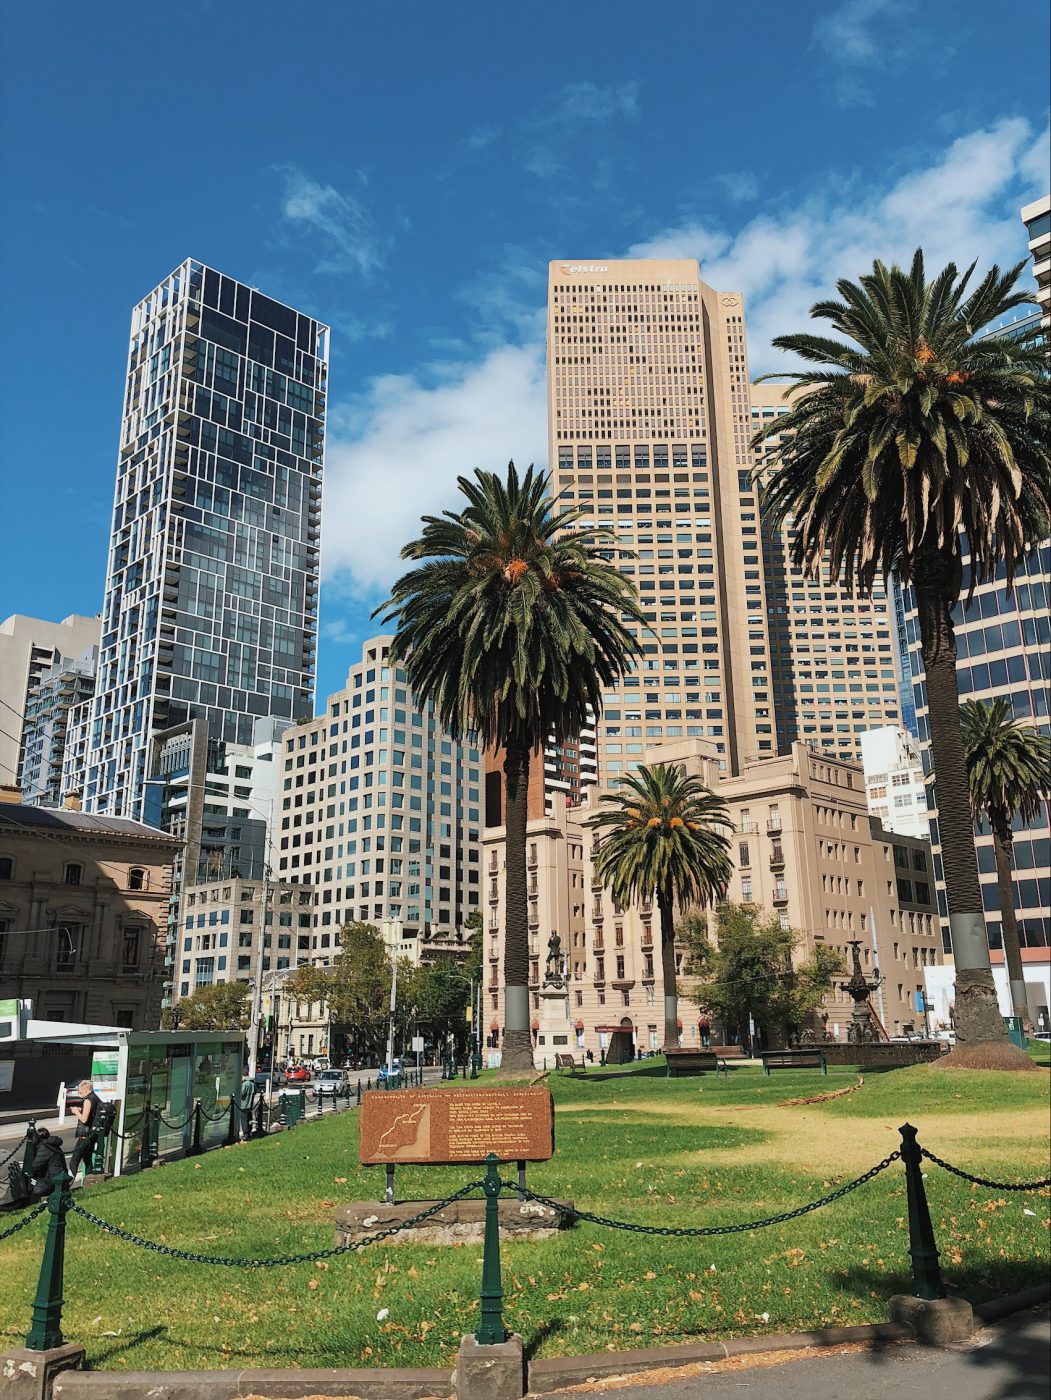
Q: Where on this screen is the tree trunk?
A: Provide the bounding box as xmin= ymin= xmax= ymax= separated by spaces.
xmin=914 ymin=569 xmax=1026 ymax=1066
xmin=659 ymin=887 xmax=679 ymax=1051
xmin=992 ymin=823 xmax=1031 ymax=1025
xmin=500 ymin=737 xmax=534 ymax=1073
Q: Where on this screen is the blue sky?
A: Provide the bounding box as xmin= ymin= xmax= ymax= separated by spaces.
xmin=1 ymin=0 xmax=1047 ymax=704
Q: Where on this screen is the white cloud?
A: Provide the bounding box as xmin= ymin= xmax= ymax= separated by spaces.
xmin=528 ymin=80 xmax=639 ymax=128
xmin=278 ymin=166 xmax=382 ymax=278
xmin=321 ymin=344 xmax=548 ymax=598
xmin=628 ymin=117 xmax=1049 ymax=375
xmin=813 ymin=0 xmax=919 ymax=106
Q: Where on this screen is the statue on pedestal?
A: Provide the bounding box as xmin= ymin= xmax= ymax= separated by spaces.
xmin=543 ymin=930 xmax=566 ymax=989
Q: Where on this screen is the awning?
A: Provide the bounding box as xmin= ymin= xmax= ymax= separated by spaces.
xmin=594 ymin=1025 xmax=635 ymax=1033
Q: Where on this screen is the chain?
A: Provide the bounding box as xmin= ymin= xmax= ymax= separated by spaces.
xmin=503 ymin=1152 xmax=902 ymax=1238
xmin=920 ymin=1148 xmax=1051 ymax=1193
xmin=0 ymin=1200 xmax=49 ymax=1241
xmin=157 ymin=1112 xmax=193 ymax=1131
xmin=199 ymin=1103 xmax=230 ymax=1123
xmin=67 ymin=1177 xmax=487 ymax=1267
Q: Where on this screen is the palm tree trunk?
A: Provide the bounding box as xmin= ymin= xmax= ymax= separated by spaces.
xmin=992 ymin=823 xmax=1030 ymax=1025
xmin=915 ymin=571 xmax=1008 ymax=1050
xmin=658 ymin=887 xmax=679 ymax=1051
xmin=500 ymin=736 xmax=534 ymax=1073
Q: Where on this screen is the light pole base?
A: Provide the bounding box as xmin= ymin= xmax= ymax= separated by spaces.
xmin=889 ymin=1294 xmax=974 ymax=1346
xmin=1 ymin=1344 xmax=85 ymax=1399
xmin=455 ymin=1333 xmax=524 ymax=1400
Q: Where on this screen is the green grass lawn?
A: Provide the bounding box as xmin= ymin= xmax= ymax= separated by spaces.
xmin=1 ymin=1056 xmax=1047 ymax=1373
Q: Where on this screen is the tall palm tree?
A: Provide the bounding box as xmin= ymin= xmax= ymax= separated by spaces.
xmin=961 ymin=698 xmax=1051 ymax=1025
xmin=376 ymin=463 xmax=643 ymax=1072
xmin=754 ymin=250 xmax=1049 ymax=1063
xmin=590 ymin=763 xmax=733 ymax=1050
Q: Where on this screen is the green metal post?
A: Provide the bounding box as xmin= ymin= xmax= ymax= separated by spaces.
xmin=225 ymin=1097 xmax=237 ymax=1146
xmin=899 ymin=1123 xmax=947 ymax=1301
xmin=21 ymin=1118 xmax=37 ymax=1174
xmin=26 ymin=1174 xmax=71 ymax=1350
xmin=475 ymin=1153 xmax=508 ymax=1345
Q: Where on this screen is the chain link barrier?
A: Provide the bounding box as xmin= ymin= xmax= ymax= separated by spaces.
xmin=66 ymin=1177 xmax=487 ymax=1268
xmin=920 ymin=1147 xmax=1051 ymax=1193
xmin=0 ymin=1200 xmax=49 ymax=1242
xmin=501 ymin=1151 xmax=903 ymax=1238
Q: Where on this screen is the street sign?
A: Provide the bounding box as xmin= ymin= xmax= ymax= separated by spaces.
xmin=411 ymin=1035 xmax=424 ymax=1053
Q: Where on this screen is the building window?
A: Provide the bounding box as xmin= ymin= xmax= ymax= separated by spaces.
xmin=63 ymin=863 xmax=82 ymax=886
xmin=55 ymin=926 xmax=80 ymax=972
xmin=0 ymin=857 xmax=12 ymax=880
xmin=122 ymin=928 xmax=141 ymax=971
xmin=127 ymin=867 xmax=146 ymax=891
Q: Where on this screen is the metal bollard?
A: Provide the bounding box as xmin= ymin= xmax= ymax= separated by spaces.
xmin=26 ymin=1174 xmax=72 ymax=1351
xmin=21 ymin=1117 xmax=37 ymax=1174
xmin=356 ymin=1082 xmax=362 ymax=1107
xmin=899 ymin=1123 xmax=947 ymax=1301
xmin=187 ymin=1100 xmax=203 ymax=1155
xmin=225 ymin=1097 xmax=238 ymax=1146
xmin=475 ymin=1154 xmax=507 ymax=1345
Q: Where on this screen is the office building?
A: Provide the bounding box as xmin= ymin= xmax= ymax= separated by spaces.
xmin=0 ymin=801 xmax=181 ymax=1028
xmin=20 ymin=646 xmax=99 ymax=808
xmin=275 ymin=636 xmax=483 ymax=963
xmin=548 ymin=258 xmax=774 ymax=782
xmin=482 ymin=738 xmax=940 ymax=1057
xmin=0 ymin=614 xmax=101 ymax=790
xmin=751 ymin=382 xmax=904 ymax=763
xmin=82 ymin=259 xmax=328 ymax=823
xmin=175 ymin=874 xmax=315 ymax=999
xmin=859 ymin=726 xmax=929 ymax=839
xmin=1022 ymin=193 xmax=1050 ymax=326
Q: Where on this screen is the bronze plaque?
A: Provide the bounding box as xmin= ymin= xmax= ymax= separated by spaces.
xmin=358 ymin=1087 xmax=554 ymax=1165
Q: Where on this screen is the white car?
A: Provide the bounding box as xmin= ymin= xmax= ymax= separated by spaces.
xmin=314 ymin=1068 xmax=350 ymax=1097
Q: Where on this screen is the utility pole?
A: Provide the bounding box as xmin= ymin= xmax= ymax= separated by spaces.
xmin=381 ymin=916 xmax=403 ymax=1077
xmin=246 ymin=797 xmax=274 ymax=1079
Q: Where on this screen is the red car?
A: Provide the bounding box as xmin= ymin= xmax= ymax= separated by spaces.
xmin=285 ymin=1064 xmax=310 ymax=1084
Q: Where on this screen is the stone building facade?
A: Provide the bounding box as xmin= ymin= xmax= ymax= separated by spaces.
xmin=0 ymin=801 xmax=180 ymax=1028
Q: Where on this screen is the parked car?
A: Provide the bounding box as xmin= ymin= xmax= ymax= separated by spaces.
xmin=253 ymin=1069 xmax=286 ymax=1091
xmin=285 ymin=1064 xmax=310 ymax=1084
xmin=314 ymin=1068 xmax=350 ymax=1097
xmin=1030 ymin=1031 xmax=1051 ymax=1044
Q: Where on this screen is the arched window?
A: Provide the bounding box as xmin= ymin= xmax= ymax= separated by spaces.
xmin=128 ymin=867 xmax=147 ymax=891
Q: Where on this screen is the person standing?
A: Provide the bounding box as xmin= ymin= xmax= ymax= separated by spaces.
xmin=69 ymin=1078 xmax=102 ymax=1183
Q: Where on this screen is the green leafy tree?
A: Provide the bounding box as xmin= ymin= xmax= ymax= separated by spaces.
xmin=412 ymin=961 xmax=473 ymax=1055
xmin=590 ymin=763 xmax=733 ymax=1049
xmin=377 ymin=463 xmax=643 ymax=1071
xmin=961 ymin=698 xmax=1051 ymax=1025
xmin=689 ymin=903 xmax=844 ymax=1049
xmin=162 ymin=979 xmax=252 ymax=1031
xmin=754 ymin=250 xmax=1049 ymax=1060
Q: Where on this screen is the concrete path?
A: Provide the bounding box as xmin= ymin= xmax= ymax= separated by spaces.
xmin=565 ymin=1306 xmax=1050 ymax=1400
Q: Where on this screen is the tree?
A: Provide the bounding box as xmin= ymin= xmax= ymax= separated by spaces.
xmin=688 ymin=903 xmax=844 ymax=1049
xmin=376 ymin=463 xmax=643 ymax=1071
xmin=754 ymin=250 xmax=1049 ymax=1064
xmin=162 ymin=980 xmax=252 ymax=1031
xmin=412 ymin=961 xmax=473 ymax=1054
xmin=590 ymin=763 xmax=733 ymax=1049
xmin=961 ymin=698 xmax=1051 ymax=1026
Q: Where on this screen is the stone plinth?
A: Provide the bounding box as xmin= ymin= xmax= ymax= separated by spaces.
xmin=889 ymin=1294 xmax=975 ymax=1345
xmin=455 ymin=1333 xmax=525 ymax=1400
xmin=535 ymin=987 xmax=574 ymax=1061
xmin=1 ymin=1345 xmax=85 ymax=1400
xmin=334 ymin=1196 xmax=574 ymax=1247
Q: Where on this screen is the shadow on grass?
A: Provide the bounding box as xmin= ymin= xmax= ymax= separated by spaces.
xmin=834 ymin=1259 xmax=1051 ymax=1311
xmin=523 ymin=1317 xmax=566 ymax=1360
xmin=88 ymin=1324 xmax=168 ymax=1367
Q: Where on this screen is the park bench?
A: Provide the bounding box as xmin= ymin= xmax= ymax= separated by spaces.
xmin=709 ymin=1044 xmax=747 ymax=1060
xmin=555 ymin=1053 xmax=585 ymax=1075
xmin=761 ymin=1051 xmax=827 ymax=1075
xmin=665 ymin=1049 xmax=727 ymax=1077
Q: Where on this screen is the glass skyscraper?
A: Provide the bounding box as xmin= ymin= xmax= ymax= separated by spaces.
xmin=83 ymin=260 xmax=328 ymax=821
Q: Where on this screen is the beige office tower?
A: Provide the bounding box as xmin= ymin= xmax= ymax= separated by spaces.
xmin=750 ymin=381 xmax=903 ymax=763
xmin=549 ymin=259 xmax=774 ymax=782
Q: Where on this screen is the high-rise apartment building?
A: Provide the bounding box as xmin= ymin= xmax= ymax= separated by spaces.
xmin=20 ymin=646 xmax=99 ymax=807
xmin=83 ymin=259 xmax=328 ymax=822
xmin=548 ymin=259 xmax=774 ymax=782
xmin=0 ymin=614 xmax=101 ymax=790
xmin=859 ymin=726 xmax=929 ymax=839
xmin=275 ymin=636 xmax=482 ymax=963
xmin=750 ymin=382 xmax=904 ymax=763
xmin=1022 ymin=193 xmax=1050 ymax=326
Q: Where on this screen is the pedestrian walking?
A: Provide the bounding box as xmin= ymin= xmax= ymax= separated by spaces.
xmin=68 ymin=1077 xmax=102 ymax=1184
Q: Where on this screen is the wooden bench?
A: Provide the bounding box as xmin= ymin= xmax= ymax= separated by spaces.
xmin=665 ymin=1049 xmax=727 ymax=1077
xmin=555 ymin=1053 xmax=585 ymax=1075
xmin=761 ymin=1051 xmax=827 ymax=1075
xmin=709 ymin=1044 xmax=747 ymax=1060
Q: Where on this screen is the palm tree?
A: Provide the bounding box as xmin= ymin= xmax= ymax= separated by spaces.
xmin=376 ymin=463 xmax=643 ymax=1072
xmin=754 ymin=250 xmax=1049 ymax=1063
xmin=961 ymin=698 xmax=1051 ymax=1025
xmin=590 ymin=763 xmax=733 ymax=1050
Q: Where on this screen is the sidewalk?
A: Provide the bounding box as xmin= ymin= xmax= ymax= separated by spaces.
xmin=554 ymin=1305 xmax=1050 ymax=1400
